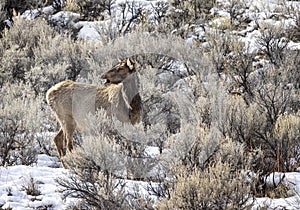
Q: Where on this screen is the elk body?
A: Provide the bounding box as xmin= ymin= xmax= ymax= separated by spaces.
xmin=46 ymin=58 xmax=141 ymax=168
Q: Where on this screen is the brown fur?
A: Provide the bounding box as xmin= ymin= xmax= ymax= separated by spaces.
xmin=47 ymin=58 xmax=141 ymax=168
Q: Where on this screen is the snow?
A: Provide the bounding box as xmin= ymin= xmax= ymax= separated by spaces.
xmin=252 ymin=172 xmax=300 ymax=209
xmin=288 ymin=41 xmax=300 ymax=50
xmin=22 ymin=6 xmax=55 ymax=20
xmin=75 ymin=21 xmax=102 ymax=40
xmin=1 ymin=155 xmax=300 ymax=209
xmin=0 ymin=152 xmax=165 ymax=209
xmin=0 ymin=155 xmax=74 ymax=209
xmin=48 ymin=11 xmax=80 ymax=27
xmin=144 ymin=146 xmax=160 ymax=158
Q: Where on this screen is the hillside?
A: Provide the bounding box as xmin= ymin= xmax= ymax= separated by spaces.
xmin=0 ymin=0 xmax=300 ymax=209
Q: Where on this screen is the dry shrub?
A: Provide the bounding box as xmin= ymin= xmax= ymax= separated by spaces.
xmin=0 ymin=76 xmax=58 ymax=165
xmin=255 ymin=24 xmax=289 ymax=67
xmin=204 ymin=17 xmax=300 ymax=179
xmin=0 ymin=83 xmax=39 ymax=166
xmin=2 ymin=0 xmax=56 ymax=19
xmin=0 ymin=16 xmax=94 ymax=94
xmin=205 ymin=31 xmax=234 ymax=74
xmin=223 ymin=40 xmax=256 ymax=97
xmin=25 ymin=63 xmax=67 ymax=95
xmin=156 ymin=86 xmax=258 ymax=208
xmin=88 ymin=32 xmax=206 ymax=83
xmin=0 ymin=17 xmax=57 ymax=53
xmin=0 ymin=43 xmax=31 ymax=84
xmin=220 ymin=0 xmax=249 ymax=29
xmin=63 ymin=0 xmax=80 ymax=13
xmin=57 ymin=111 xmax=137 ymax=209
xmin=22 ymin=176 xmax=41 ymax=197
xmin=168 ymin=0 xmax=216 ymax=26
xmin=223 ymin=96 xmax=261 ymax=150
xmin=221 ymin=68 xmax=299 ymax=195
xmin=0 ymin=2 xmax=7 ymax=34
xmin=0 ymin=17 xmax=59 ymax=85
xmin=68 ymin=0 xmax=115 ymax=20
xmin=58 ymin=109 xmax=171 ymax=209
xmin=33 ymin=36 xmax=93 ymax=85
xmin=285 ymin=3 xmax=300 ymax=42
xmin=274 ymin=112 xmax=300 ymax=171
xmin=157 ymin=160 xmax=254 ymax=210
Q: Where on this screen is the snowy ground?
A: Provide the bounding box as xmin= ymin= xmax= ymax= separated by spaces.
xmin=253 ymin=172 xmax=300 ymax=209
xmin=0 ymin=155 xmax=74 ymax=209
xmin=1 ymin=154 xmax=300 ymax=209
xmin=0 ymin=152 xmax=160 ymax=209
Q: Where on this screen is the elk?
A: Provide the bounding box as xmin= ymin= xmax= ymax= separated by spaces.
xmin=46 ymin=58 xmax=141 ymax=168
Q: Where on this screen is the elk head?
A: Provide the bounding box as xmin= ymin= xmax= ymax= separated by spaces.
xmin=101 ymin=58 xmax=136 ymax=84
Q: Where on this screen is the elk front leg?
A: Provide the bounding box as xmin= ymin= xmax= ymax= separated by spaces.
xmin=53 ymin=128 xmax=65 ymax=158
xmin=53 ymin=128 xmax=69 ymax=168
xmin=65 ymin=119 xmax=76 ymax=153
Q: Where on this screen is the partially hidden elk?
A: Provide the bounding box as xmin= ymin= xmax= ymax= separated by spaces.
xmin=46 ymin=58 xmax=142 ymax=168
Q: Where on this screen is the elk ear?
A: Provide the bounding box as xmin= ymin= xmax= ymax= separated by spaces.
xmin=127 ymin=58 xmax=135 ymax=71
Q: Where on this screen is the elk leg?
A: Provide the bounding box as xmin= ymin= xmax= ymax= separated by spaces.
xmin=65 ymin=119 xmax=76 ymax=153
xmin=53 ymin=128 xmax=70 ymax=168
xmin=53 ymin=128 xmax=65 ymax=158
